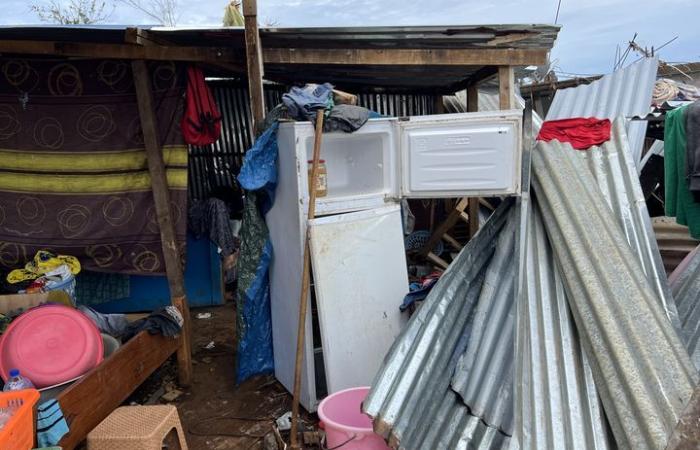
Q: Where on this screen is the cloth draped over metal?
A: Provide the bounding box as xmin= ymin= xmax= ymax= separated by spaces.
xmin=0 ymin=58 xmax=187 ymax=274
xmin=545 ymin=56 xmax=658 ymax=167
xmin=235 ymin=123 xmax=279 ymax=382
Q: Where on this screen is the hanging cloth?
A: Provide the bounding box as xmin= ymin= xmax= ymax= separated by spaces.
xmin=181 ymin=66 xmax=222 ymax=146
xmin=537 ymin=117 xmax=612 ymax=150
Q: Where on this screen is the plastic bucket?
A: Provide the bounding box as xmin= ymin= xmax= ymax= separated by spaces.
xmin=317 ymin=387 xmax=389 ymax=450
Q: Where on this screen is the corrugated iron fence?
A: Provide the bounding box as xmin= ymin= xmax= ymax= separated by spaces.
xmin=188 ymin=80 xmax=437 ymax=201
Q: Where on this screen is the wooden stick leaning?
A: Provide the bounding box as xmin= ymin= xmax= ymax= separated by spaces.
xmin=290 ymin=108 xmax=326 ymax=449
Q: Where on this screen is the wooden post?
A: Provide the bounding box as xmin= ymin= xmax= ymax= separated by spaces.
xmin=466 ymin=83 xmax=481 ymax=238
xmin=243 ymin=0 xmax=266 ymax=134
xmin=132 ymin=60 xmax=193 ymax=387
xmin=290 ymin=110 xmax=326 ymax=449
xmin=499 ymin=65 xmax=515 ymax=110
xmin=433 ymin=94 xmax=445 ymax=114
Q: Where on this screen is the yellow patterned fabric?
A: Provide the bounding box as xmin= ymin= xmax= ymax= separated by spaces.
xmin=7 ymin=250 xmax=81 ymax=283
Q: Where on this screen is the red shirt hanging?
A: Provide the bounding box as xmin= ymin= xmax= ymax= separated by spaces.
xmin=537 ymin=117 xmax=612 ymax=150
xmin=181 ymin=66 xmax=222 ymax=146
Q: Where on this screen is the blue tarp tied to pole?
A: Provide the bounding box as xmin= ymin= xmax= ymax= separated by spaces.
xmin=235 ymin=123 xmax=279 ymax=382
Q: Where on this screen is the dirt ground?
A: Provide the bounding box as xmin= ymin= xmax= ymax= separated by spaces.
xmin=128 ymin=302 xmax=318 ymax=450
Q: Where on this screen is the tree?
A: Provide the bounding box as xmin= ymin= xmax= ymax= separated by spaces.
xmin=117 ymin=0 xmax=179 ymax=26
xmin=30 ymin=0 xmax=113 ymax=24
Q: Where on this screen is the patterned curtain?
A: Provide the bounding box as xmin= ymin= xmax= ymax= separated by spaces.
xmin=0 ymin=58 xmax=187 ymax=274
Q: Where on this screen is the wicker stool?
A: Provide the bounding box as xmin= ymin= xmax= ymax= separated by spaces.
xmin=87 ymin=405 xmax=188 ymax=450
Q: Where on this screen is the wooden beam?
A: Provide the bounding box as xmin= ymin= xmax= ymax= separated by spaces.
xmin=243 ymin=0 xmax=266 ymax=133
xmin=447 ymin=66 xmax=498 ymax=94
xmin=466 ymin=84 xmax=479 ymax=113
xmin=0 ymin=39 xmax=240 ymax=63
xmin=419 ymin=197 xmax=469 ymax=257
xmin=57 ymin=332 xmax=180 ymax=449
xmin=132 ymin=60 xmax=192 ymax=387
xmin=263 ymin=47 xmax=549 ymax=67
xmin=434 ymin=94 xmax=445 ymax=114
xmin=499 ymin=65 xmax=515 ymax=110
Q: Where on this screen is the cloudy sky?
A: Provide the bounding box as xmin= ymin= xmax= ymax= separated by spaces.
xmin=2 ymin=0 xmax=698 ymax=76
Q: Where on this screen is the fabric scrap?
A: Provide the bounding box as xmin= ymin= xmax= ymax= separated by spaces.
xmin=282 ymin=83 xmax=334 ymax=121
xmin=123 ymin=305 xmax=183 ymax=341
xmin=537 ymin=117 xmax=612 ymax=150
xmin=685 ymin=101 xmax=700 ymax=197
xmin=74 ymin=271 xmax=130 ymax=306
xmin=78 ymin=305 xmax=129 ymax=338
xmin=36 ymin=400 xmax=69 ymax=447
xmin=314 ymin=104 xmax=371 ymax=133
xmin=7 ymin=251 xmax=80 ymax=284
xmin=665 ymin=105 xmax=700 ymax=238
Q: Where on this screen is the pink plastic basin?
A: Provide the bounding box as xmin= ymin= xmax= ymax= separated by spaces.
xmin=0 ymin=305 xmax=103 ymax=388
xmin=318 ymin=387 xmax=390 ymax=450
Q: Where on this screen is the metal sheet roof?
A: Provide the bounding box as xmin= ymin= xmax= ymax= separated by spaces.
xmin=670 ymin=245 xmax=700 ymax=370
xmin=531 ymin=135 xmax=698 ymax=450
xmin=545 ymin=57 xmax=658 ymax=167
xmin=516 ymin=196 xmax=615 ymax=450
xmin=363 ymin=199 xmax=516 ymax=450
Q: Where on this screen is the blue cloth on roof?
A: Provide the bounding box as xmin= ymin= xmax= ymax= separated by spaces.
xmin=235 ymin=123 xmax=279 ymax=382
xmin=282 ymin=83 xmax=334 ymax=121
xmin=36 ymin=400 xmax=69 ymax=447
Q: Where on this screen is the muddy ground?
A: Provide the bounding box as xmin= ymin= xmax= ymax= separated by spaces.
xmin=127 ymin=302 xmax=318 ymax=450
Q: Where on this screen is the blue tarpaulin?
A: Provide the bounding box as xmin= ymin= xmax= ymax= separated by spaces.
xmin=235 ymin=123 xmax=279 ymax=382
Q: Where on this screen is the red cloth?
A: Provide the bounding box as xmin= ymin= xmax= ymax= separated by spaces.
xmin=537 ymin=117 xmax=612 ymax=150
xmin=181 ymin=66 xmax=222 ymax=146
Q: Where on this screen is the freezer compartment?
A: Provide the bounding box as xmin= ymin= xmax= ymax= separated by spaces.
xmin=299 ymin=120 xmax=398 ymax=214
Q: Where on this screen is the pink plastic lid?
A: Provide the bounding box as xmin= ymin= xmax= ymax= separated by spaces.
xmin=0 ymin=305 xmax=103 ymax=388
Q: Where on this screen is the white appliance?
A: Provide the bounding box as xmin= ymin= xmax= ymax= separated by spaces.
xmin=267 ymin=110 xmax=522 ymax=411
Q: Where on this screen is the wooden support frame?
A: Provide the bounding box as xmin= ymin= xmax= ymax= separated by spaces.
xmin=243 ymin=0 xmax=266 ymax=133
xmin=132 ymin=60 xmax=192 ymax=387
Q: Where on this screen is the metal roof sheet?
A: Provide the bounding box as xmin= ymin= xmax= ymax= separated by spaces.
xmin=363 ymin=199 xmax=516 ymax=450
xmin=531 ymin=134 xmax=698 ymax=450
xmin=545 ymin=57 xmax=658 ymax=167
xmin=670 ymin=245 xmax=700 ymax=370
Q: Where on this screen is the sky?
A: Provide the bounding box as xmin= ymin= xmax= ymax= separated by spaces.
xmin=2 ymin=0 xmax=698 ymax=77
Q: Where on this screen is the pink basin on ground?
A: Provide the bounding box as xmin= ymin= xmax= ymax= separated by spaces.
xmin=318 ymin=386 xmax=390 ymax=450
xmin=0 ymin=304 xmax=103 ymax=388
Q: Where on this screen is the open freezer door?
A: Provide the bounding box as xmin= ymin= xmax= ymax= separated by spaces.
xmin=398 ymin=110 xmax=522 ymax=198
xmin=308 ymin=204 xmax=408 ymax=394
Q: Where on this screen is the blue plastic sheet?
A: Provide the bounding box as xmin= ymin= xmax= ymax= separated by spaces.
xmin=235 ymin=123 xmax=279 ymax=382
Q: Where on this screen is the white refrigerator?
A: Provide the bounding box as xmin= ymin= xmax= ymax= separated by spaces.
xmin=266 ymin=110 xmax=522 ymax=411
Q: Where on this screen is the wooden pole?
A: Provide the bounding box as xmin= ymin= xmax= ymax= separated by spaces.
xmin=499 ymin=65 xmax=515 ymax=110
xmin=243 ymin=0 xmax=266 ymax=134
xmin=132 ymin=60 xmax=193 ymax=387
xmin=467 ymin=83 xmax=481 ymax=239
xmin=290 ymin=109 xmax=325 ymax=449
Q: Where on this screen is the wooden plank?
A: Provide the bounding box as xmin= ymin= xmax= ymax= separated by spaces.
xmin=419 ymin=197 xmax=469 ymax=257
xmin=433 ymin=94 xmax=445 ymax=114
xmin=263 ymin=47 xmax=549 ymax=66
xmin=427 ymin=251 xmax=449 ymax=270
xmin=467 ymin=84 xmax=479 ymax=112
xmin=442 ymin=233 xmax=463 ymax=251
xmin=499 ymin=65 xmax=515 ymax=110
xmin=460 ymin=211 xmax=470 ymax=223
xmin=468 ymin=198 xmax=480 ymax=238
xmin=57 ymin=332 xmax=180 ymax=449
xmin=0 ymin=39 xmax=241 ymax=62
xmin=132 ymin=60 xmax=192 ymax=387
xmin=243 ymin=0 xmax=266 ymax=133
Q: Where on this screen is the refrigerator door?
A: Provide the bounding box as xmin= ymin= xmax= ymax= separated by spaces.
xmin=308 ymin=204 xmax=408 ymax=394
xmin=397 ymin=110 xmax=522 ymax=198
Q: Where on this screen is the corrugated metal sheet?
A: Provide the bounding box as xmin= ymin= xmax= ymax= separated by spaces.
xmin=546 ymin=57 xmax=658 ymax=166
xmin=516 ymin=197 xmax=615 ymax=450
xmin=363 ymin=199 xmax=516 ymax=450
xmin=531 ymin=136 xmax=698 ymax=450
xmin=579 ymin=119 xmax=679 ymax=329
xmin=451 ymin=217 xmax=516 ymax=435
xmin=653 ymin=216 xmax=699 ymax=275
xmin=670 ymin=245 xmax=700 ymax=370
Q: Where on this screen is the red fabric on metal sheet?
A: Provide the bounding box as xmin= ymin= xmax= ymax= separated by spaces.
xmin=537 ymin=117 xmax=612 ymax=150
